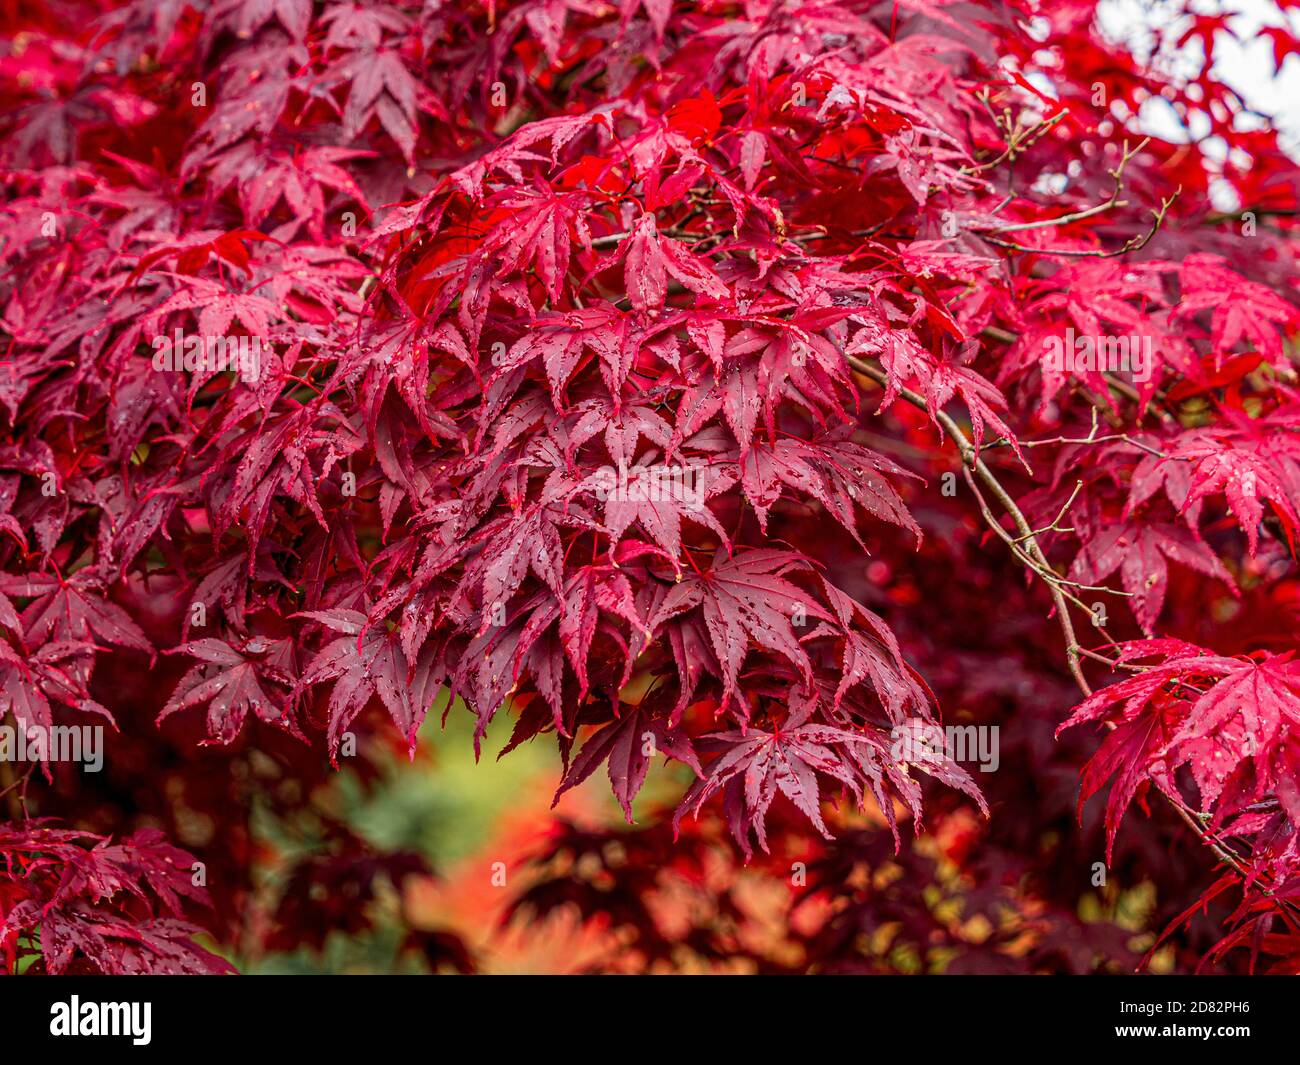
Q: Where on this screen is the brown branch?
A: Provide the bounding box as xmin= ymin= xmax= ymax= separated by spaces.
xmin=959 ymin=109 xmax=1067 ymax=175
xmin=847 ymin=353 xmax=1271 ymax=883
xmin=987 ymin=137 xmax=1148 ymax=235
xmin=846 ymin=354 xmax=1095 ymax=695
xmin=984 ymin=187 xmax=1180 ymax=258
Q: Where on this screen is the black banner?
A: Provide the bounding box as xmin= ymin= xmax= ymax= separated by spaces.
xmin=0 ymin=975 xmax=1288 ymax=1054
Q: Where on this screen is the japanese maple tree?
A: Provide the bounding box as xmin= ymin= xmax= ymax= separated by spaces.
xmin=3 ymin=0 xmax=1300 ymax=974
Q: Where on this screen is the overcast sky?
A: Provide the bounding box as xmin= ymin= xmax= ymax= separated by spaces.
xmin=1098 ymin=0 xmax=1300 ymax=156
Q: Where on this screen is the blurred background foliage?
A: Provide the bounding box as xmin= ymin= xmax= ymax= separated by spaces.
xmin=239 ymin=703 xmax=691 ymax=973
xmin=230 ymin=698 xmax=1169 ymax=975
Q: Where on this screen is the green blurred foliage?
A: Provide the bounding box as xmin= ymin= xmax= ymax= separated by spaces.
xmin=240 ymin=700 xmax=692 ymax=972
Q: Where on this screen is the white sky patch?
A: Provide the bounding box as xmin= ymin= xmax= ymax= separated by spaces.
xmin=1097 ymin=0 xmax=1300 ymax=155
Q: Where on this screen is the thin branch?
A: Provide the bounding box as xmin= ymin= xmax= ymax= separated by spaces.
xmin=846 ymin=353 xmax=1272 ymax=880
xmin=987 ymin=137 xmax=1148 ymax=235
xmin=847 ymin=354 xmax=1095 ymax=694
xmin=960 ymin=109 xmax=1067 ymax=175
xmin=985 ymin=188 xmax=1180 ymax=258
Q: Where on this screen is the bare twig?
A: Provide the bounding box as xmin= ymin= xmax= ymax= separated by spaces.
xmin=988 ymin=137 xmax=1148 ymax=235
xmin=985 ymin=187 xmax=1180 ymax=258
xmin=847 ymin=354 xmax=1097 ymax=694
xmin=846 ymin=353 xmax=1270 ymax=882
xmin=960 ymin=110 xmax=1067 ymax=175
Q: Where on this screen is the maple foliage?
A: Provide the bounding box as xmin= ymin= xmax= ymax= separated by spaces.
xmin=2 ymin=0 xmax=1300 ymax=974
xmin=0 ymin=822 xmax=232 ymax=973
